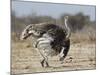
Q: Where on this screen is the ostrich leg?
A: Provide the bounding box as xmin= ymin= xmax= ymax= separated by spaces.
xmin=37 ymin=48 xmax=49 ymax=67
xmin=44 ymin=57 xmax=49 ymax=67
xmin=41 ymin=56 xmax=49 ymax=67
xmin=41 ymin=59 xmax=45 ymax=67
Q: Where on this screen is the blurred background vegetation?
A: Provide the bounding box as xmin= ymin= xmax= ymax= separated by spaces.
xmin=11 ymin=10 xmax=96 ymax=43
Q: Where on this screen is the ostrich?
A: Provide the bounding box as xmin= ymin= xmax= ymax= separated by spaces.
xmin=20 ymin=16 xmax=71 ymax=67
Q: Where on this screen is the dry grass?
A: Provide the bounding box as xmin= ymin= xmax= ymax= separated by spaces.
xmin=11 ymin=31 xmax=96 ymax=75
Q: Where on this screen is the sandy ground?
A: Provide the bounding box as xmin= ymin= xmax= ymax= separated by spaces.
xmin=11 ymin=40 xmax=96 ymax=75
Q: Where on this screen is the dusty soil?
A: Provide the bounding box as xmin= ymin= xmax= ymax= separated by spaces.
xmin=11 ymin=40 xmax=96 ymax=75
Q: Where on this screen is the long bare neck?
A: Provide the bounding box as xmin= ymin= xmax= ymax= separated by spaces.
xmin=64 ymin=16 xmax=71 ymax=40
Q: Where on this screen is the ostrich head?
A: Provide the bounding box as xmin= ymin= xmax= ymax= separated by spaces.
xmin=64 ymin=16 xmax=71 ymax=40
